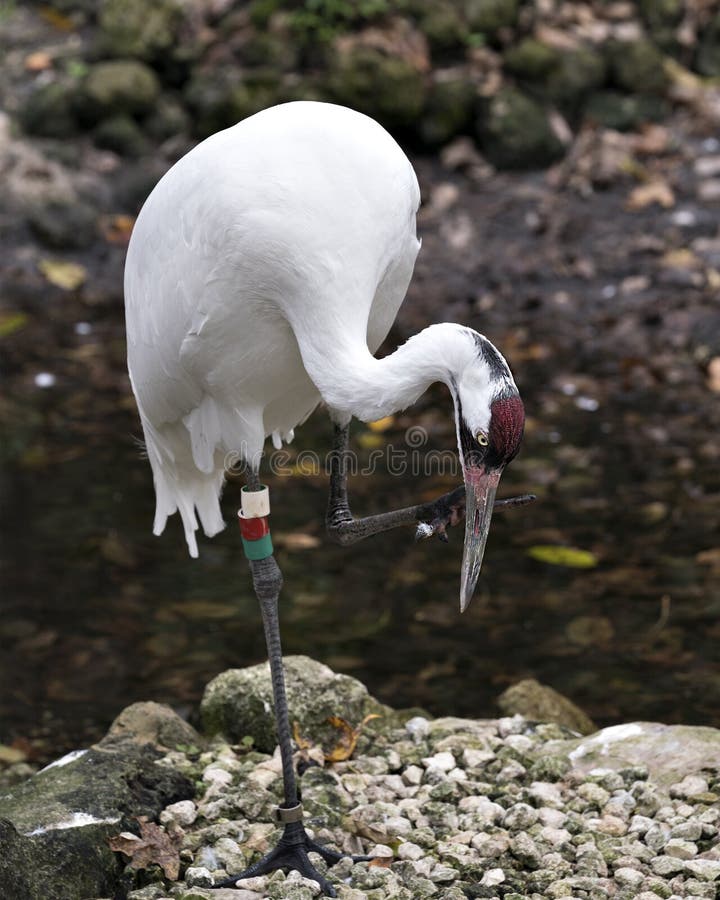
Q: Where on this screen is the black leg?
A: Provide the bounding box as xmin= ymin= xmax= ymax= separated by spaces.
xmin=214 ymin=506 xmax=368 ymax=897
xmin=326 ymin=423 xmax=534 ymax=546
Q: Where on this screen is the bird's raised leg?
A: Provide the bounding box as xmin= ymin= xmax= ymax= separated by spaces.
xmin=215 ymin=479 xmax=366 ymax=897
xmin=326 ymin=424 xmax=534 ymax=546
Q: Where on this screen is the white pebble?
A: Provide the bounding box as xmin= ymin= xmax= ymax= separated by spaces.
xmin=34 ymin=372 xmax=56 ymax=388
xmin=481 ymin=867 xmax=506 ymax=886
xmin=421 ymin=751 xmax=456 ymax=772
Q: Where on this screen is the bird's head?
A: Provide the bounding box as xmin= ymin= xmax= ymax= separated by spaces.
xmin=450 ymin=331 xmax=525 ymax=612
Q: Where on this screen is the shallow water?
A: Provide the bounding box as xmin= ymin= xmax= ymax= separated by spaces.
xmin=1 ymin=364 xmax=719 ymax=763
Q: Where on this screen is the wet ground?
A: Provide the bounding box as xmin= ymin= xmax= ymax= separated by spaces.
xmin=1 ymin=13 xmax=720 ymax=765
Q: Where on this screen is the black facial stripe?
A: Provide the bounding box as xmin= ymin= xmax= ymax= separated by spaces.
xmin=472 ymin=333 xmax=511 ymax=383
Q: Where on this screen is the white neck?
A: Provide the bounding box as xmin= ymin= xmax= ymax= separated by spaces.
xmin=305 ymin=323 xmax=479 ymax=423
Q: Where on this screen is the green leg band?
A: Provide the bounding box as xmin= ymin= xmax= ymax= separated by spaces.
xmin=242 ymin=532 xmax=273 ymax=560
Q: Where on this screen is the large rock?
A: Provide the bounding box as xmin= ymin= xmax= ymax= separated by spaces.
xmin=547 ymin=722 xmax=720 ymax=788
xmin=328 ymin=45 xmax=426 ymax=131
xmin=0 ymin=729 xmax=194 ymax=900
xmin=462 ymin=0 xmax=519 ymax=35
xmin=497 ymin=678 xmax=596 ymax=735
xmin=200 ymin=655 xmax=391 ymax=753
xmin=419 ymin=75 xmax=476 ymax=147
xmin=21 ymin=82 xmax=78 ymax=139
xmin=98 ymin=0 xmax=192 ymax=61
xmin=608 ymin=39 xmax=669 ymax=95
xmin=478 ymin=88 xmax=564 ymax=169
xmin=77 ymin=60 xmax=161 ymax=123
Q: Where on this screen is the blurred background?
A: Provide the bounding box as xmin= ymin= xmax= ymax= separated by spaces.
xmin=1 ymin=0 xmax=719 ymax=768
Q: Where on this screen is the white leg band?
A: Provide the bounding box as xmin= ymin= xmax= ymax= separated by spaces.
xmin=241 ymin=484 xmax=270 ymax=518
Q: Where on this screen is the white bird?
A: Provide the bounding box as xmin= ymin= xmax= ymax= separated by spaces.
xmin=124 ymin=101 xmax=527 ymax=895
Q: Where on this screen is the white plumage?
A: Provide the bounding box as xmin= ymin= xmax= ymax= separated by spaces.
xmin=125 ymin=101 xmax=424 ymax=556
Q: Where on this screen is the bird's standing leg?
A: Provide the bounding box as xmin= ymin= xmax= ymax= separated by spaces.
xmin=327 ymin=424 xmax=534 ymax=546
xmin=215 ymin=478 xmax=366 ymax=897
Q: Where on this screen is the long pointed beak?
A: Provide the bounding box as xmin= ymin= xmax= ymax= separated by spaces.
xmin=460 ymin=467 xmax=502 ymax=612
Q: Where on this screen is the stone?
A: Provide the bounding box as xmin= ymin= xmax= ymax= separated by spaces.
xmin=547 ymin=723 xmax=720 ymax=788
xmin=21 ymin=83 xmax=78 ymax=139
xmin=77 ymin=60 xmax=160 ymax=123
xmin=103 ymin=701 xmax=203 ymax=752
xmin=585 ymin=91 xmax=668 ymax=131
xmin=93 ymin=115 xmax=147 ymax=157
xmin=200 ymin=656 xmax=388 ymax=753
xmin=463 ymin=0 xmax=519 ymax=33
xmin=328 ymin=45 xmax=426 ymax=132
xmin=545 ymin=48 xmax=606 ymax=112
xmin=504 ymin=39 xmax=560 ymax=81
xmin=478 ymin=88 xmax=564 ymax=170
xmin=0 ymin=743 xmax=193 ymax=900
xmin=27 ymin=200 xmax=97 ymax=250
xmin=608 ymin=40 xmax=669 ymax=95
xmin=98 ymin=0 xmax=194 ymax=62
xmin=419 ymin=77 xmax=475 ymax=148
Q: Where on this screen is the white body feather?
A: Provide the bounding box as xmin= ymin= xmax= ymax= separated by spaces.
xmin=125 ymin=101 xmax=422 ymax=555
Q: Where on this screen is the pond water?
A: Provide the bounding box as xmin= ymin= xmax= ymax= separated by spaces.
xmin=1 ymin=359 xmax=719 ymax=764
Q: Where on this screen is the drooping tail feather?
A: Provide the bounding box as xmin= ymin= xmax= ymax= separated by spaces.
xmin=141 ymin=415 xmax=226 ymax=557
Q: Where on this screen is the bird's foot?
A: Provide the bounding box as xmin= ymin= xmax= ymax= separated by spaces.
xmin=415 ymin=486 xmax=466 ymax=543
xmin=415 ymin=486 xmax=536 ymax=542
xmin=213 ymin=819 xmax=370 ymax=898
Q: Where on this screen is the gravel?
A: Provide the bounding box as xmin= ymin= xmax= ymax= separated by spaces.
xmin=124 ymin=714 xmax=720 ymax=900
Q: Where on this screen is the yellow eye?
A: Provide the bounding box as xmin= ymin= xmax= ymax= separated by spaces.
xmin=477 ymin=432 xmax=489 ymax=446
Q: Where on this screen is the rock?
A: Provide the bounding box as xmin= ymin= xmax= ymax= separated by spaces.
xmin=98 ymin=0 xmax=195 ymax=63
xmin=463 ymin=0 xmax=519 ymax=34
xmin=585 ymin=91 xmax=668 ymax=131
xmin=328 ymin=45 xmax=426 ymax=132
xmin=477 ymin=88 xmax=564 ymax=170
xmin=21 ymin=83 xmax=78 ymax=139
xmin=0 ymin=742 xmax=193 ymax=900
xmin=103 ymin=701 xmax=203 ymax=751
xmin=200 ymin=656 xmax=389 ymax=753
xmin=504 ymin=38 xmax=560 ymax=80
xmin=183 ymin=71 xmax=278 ymax=138
xmin=545 ymin=48 xmax=606 ymax=112
xmin=418 ymin=5 xmax=469 ymax=56
xmin=77 ymin=60 xmax=161 ymax=123
xmin=547 ymin=723 xmax=720 ymax=787
xmin=697 ymin=14 xmax=720 ymax=78
xmin=27 ymin=200 xmax=97 ymax=250
xmin=497 ymin=678 xmax=595 ymax=735
xmin=419 ymin=76 xmax=476 ymax=147
xmin=93 ymin=115 xmax=147 ymax=157
xmin=608 ymin=40 xmax=669 ymax=95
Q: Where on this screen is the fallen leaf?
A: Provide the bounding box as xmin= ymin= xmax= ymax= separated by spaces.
xmin=527 ymin=545 xmax=598 ymax=568
xmin=273 ymin=532 xmax=321 ymax=550
xmin=368 ymin=416 xmax=395 ymax=433
xmin=324 ymin=714 xmax=382 ymax=763
xmin=369 ymin=856 xmax=394 ymax=868
xmin=39 ymin=7 xmax=75 ymax=30
xmin=626 ymin=180 xmax=675 ymax=210
xmin=0 ymin=312 xmax=29 ymax=338
xmin=108 ymin=817 xmax=181 ymax=880
xmin=100 ymin=214 xmax=135 ymax=244
xmin=357 ymin=432 xmax=385 ymax=449
xmin=24 ymin=51 xmax=52 ymax=72
xmin=661 ymin=248 xmax=701 ymax=270
xmin=706 ymin=358 xmax=720 ymax=393
xmin=39 ymin=259 xmax=87 ymax=291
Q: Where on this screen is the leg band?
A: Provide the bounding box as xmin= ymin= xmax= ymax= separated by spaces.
xmin=241 ymin=532 xmax=273 ymax=560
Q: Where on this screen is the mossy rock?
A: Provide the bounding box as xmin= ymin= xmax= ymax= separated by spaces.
xmin=184 ymin=72 xmax=280 ymax=138
xmin=419 ymin=76 xmax=476 ymax=147
xmin=497 ymin=678 xmax=596 ymax=735
xmin=27 ymin=200 xmax=97 ymax=250
xmin=638 ymin=0 xmax=683 ymax=32
xmin=20 ymin=82 xmax=78 ymax=138
xmin=478 ymin=87 xmax=564 ymax=169
xmin=697 ymin=14 xmax=720 ymax=78
xmin=419 ymin=5 xmax=469 ymax=57
xmin=0 ymin=742 xmax=193 ymax=900
xmin=608 ymin=39 xmax=669 ymax=95
xmin=77 ymin=60 xmax=160 ymax=123
xmin=200 ymin=655 xmax=390 ymax=753
xmin=144 ymin=96 xmax=190 ymax=141
xmin=545 ymin=47 xmax=606 ymax=112
xmin=463 ymin=0 xmax=519 ymax=35
xmin=503 ymin=38 xmax=561 ymax=81
xmin=98 ymin=0 xmax=189 ymax=61
xmin=585 ymin=90 xmax=669 ymax=131
xmin=93 ymin=115 xmax=147 ymax=156
xmin=328 ymin=45 xmax=426 ymax=131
